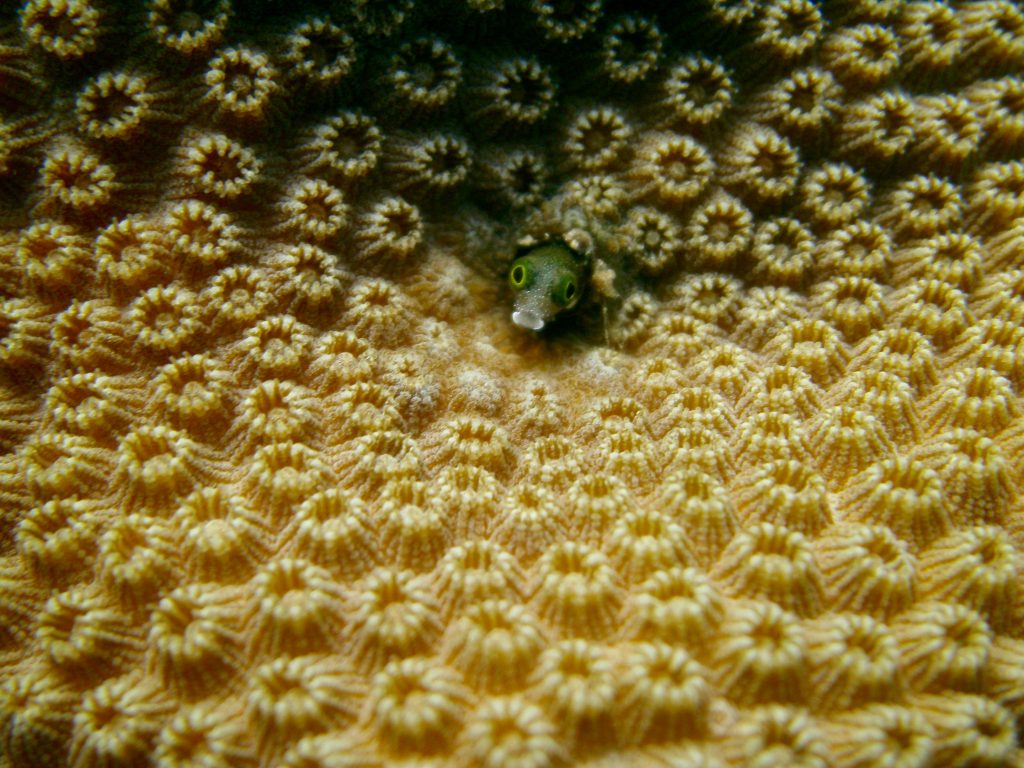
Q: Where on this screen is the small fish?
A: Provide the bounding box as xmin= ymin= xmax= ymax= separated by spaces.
xmin=508 ymin=239 xmax=590 ymax=331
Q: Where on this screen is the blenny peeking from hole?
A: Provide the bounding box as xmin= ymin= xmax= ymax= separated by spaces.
xmin=508 ymin=233 xmax=589 ymax=331
xmin=507 ymin=225 xmax=624 ymax=334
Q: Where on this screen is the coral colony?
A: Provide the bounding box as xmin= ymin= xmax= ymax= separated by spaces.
xmin=1 ymin=0 xmax=1024 ymax=766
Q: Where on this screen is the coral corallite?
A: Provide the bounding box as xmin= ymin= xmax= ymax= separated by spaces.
xmin=1 ymin=1 xmax=1023 ymax=766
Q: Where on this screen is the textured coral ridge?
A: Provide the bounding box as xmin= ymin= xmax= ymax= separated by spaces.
xmin=1 ymin=0 xmax=1024 ymax=766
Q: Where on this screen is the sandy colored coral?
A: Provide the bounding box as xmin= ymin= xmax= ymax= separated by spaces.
xmin=0 ymin=1 xmax=1023 ymax=766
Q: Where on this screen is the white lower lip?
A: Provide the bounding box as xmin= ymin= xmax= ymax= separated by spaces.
xmin=512 ymin=310 xmax=545 ymax=331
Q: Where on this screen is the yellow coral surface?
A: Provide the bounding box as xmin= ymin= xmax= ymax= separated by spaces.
xmin=1 ymin=0 xmax=1023 ymax=766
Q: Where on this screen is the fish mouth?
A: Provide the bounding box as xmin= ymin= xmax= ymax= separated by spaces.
xmin=512 ymin=309 xmax=545 ymax=331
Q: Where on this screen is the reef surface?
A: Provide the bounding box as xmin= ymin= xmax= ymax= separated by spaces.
xmin=1 ymin=0 xmax=1023 ymax=766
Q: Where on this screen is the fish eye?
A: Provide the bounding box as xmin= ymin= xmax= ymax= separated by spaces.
xmin=553 ymin=275 xmax=578 ymax=307
xmin=509 ymin=261 xmax=529 ymax=289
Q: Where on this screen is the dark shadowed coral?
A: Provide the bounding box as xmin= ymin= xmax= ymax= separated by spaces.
xmin=751 ymin=0 xmax=823 ymax=65
xmin=386 ymin=133 xmax=472 ymax=196
xmin=659 ymin=54 xmax=734 ymax=132
xmin=469 ymin=56 xmax=556 ymax=134
xmin=281 ymin=17 xmax=356 ymax=93
xmin=76 ymin=70 xmax=175 ymax=143
xmin=599 ymin=15 xmax=662 ymax=86
xmin=294 ymin=109 xmax=382 ymax=183
xmin=822 ymin=23 xmax=900 ymax=91
xmin=381 ymin=36 xmax=461 ymax=116
xmin=202 ymin=46 xmax=280 ymax=129
xmin=21 ymin=0 xmax=103 ymax=61
xmin=148 ymin=0 xmax=231 ymax=57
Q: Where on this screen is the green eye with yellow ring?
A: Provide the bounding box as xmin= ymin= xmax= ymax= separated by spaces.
xmin=509 ymin=259 xmax=531 ymax=289
xmin=552 ymin=274 xmax=578 ymax=307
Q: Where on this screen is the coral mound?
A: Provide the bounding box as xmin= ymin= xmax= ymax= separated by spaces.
xmin=0 ymin=0 xmax=1023 ymax=766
